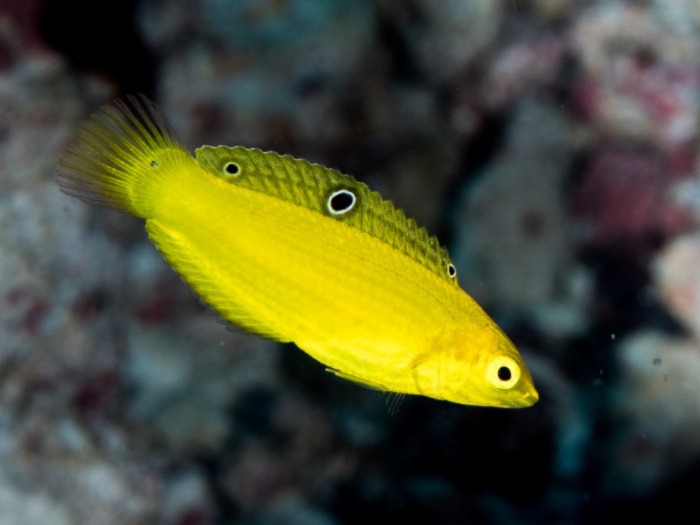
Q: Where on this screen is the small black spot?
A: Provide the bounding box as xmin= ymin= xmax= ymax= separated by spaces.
xmin=653 ymin=358 xmax=662 ymax=366
xmin=497 ymin=366 xmax=512 ymax=382
xmin=328 ymin=189 xmax=356 ymax=215
xmin=150 ymin=160 xmax=158 ymax=168
xmin=224 ymin=162 xmax=240 ymax=175
xmin=447 ymin=263 xmax=457 ymax=278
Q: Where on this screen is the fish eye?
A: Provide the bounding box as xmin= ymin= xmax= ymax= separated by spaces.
xmin=327 ymin=189 xmax=356 ymax=215
xmin=224 ymin=162 xmax=241 ymax=176
xmin=486 ymin=356 xmax=521 ymax=390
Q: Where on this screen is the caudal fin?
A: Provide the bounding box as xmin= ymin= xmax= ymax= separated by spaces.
xmin=57 ymin=95 xmax=192 ymax=218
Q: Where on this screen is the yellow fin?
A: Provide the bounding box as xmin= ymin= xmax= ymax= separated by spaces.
xmin=384 ymin=392 xmax=406 ymax=416
xmin=326 ymin=367 xmax=389 ymax=391
xmin=329 ymin=368 xmax=406 ymax=414
xmin=144 ymin=218 xmax=292 ymax=342
xmin=57 ymin=95 xmax=193 ymax=218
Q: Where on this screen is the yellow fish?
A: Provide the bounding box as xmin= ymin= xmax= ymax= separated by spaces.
xmin=57 ymin=96 xmax=538 ymax=408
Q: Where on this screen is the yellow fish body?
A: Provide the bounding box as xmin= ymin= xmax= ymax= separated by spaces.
xmin=57 ymin=96 xmax=538 ymax=408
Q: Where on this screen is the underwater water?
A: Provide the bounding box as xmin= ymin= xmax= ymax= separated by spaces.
xmin=2 ymin=0 xmax=700 ymax=523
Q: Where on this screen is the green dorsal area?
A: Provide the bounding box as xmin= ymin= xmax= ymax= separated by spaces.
xmin=195 ymin=145 xmax=458 ymax=286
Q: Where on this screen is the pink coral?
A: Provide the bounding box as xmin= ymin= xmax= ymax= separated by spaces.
xmin=572 ymin=58 xmax=700 ymax=149
xmin=571 ymin=2 xmax=700 ymax=150
xmin=573 ymin=147 xmax=692 ymax=246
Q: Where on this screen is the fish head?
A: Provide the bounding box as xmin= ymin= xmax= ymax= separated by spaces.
xmin=433 ymin=323 xmax=539 ymax=408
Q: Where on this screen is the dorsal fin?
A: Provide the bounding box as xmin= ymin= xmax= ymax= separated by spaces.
xmin=195 ymin=145 xmax=458 ymax=285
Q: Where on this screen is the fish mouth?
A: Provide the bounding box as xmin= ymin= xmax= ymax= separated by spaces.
xmin=521 ymin=388 xmax=539 ymax=407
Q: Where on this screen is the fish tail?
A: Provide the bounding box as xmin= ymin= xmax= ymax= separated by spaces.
xmin=57 ymin=95 xmax=193 ymax=219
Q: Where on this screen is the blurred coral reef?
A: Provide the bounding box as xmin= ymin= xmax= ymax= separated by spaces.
xmin=3 ymin=0 xmax=700 ymax=523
